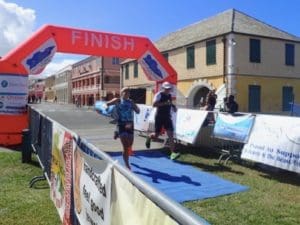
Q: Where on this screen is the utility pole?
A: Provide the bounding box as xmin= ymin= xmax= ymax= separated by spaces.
xmin=101 ymin=56 xmax=105 ymax=100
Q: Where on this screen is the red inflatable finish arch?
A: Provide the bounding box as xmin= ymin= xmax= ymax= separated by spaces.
xmin=0 ymin=25 xmax=177 ymax=146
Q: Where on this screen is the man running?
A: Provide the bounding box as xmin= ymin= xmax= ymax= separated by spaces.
xmin=145 ymin=81 xmax=180 ymax=160
xmin=106 ymin=87 xmax=140 ymax=170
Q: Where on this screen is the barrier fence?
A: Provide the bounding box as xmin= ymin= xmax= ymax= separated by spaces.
xmin=27 ymin=104 xmax=300 ymax=224
xmin=29 ymin=109 xmax=53 ymax=185
xmin=28 ymin=107 xmax=210 ymax=225
xmin=132 ymin=105 xmax=300 ymax=173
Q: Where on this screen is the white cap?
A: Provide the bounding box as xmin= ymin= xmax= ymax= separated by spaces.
xmin=162 ymin=81 xmax=172 ymax=89
xmin=120 ymin=87 xmax=130 ymax=93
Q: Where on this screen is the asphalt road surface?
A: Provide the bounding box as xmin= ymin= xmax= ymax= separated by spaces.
xmin=30 ymin=102 xmax=164 ymax=153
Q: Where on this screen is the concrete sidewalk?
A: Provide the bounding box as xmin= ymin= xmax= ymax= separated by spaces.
xmin=0 ymin=147 xmax=15 ymax=153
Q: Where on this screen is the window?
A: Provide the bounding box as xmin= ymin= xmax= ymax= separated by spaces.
xmin=248 ymin=85 xmax=261 ymax=112
xmin=250 ymin=39 xmax=261 ymax=63
xmin=105 ymin=76 xmax=120 ymax=84
xmin=134 ymin=62 xmax=138 ymax=78
xmin=112 ymin=57 xmax=120 ymax=65
xmin=186 ymin=46 xmax=195 ymax=68
xmin=206 ymin=39 xmax=216 ymax=65
xmin=282 ymin=86 xmax=294 ymax=111
xmin=162 ymin=53 xmax=169 ymax=61
xmin=125 ymin=64 xmax=129 ymax=80
xmin=285 ymin=43 xmax=295 ymax=66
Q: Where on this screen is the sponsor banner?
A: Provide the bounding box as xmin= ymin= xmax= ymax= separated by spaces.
xmin=0 ymin=74 xmax=28 ymax=115
xmin=74 ymin=141 xmax=112 ymax=225
xmin=134 ymin=104 xmax=155 ymax=132
xmin=22 ymin=38 xmax=57 ymax=74
xmin=241 ymin=115 xmax=300 ymax=173
xmin=138 ymin=51 xmax=168 ymax=81
xmin=174 ymin=109 xmax=208 ymax=144
xmin=111 ymin=170 xmax=179 ymax=225
xmin=50 ymin=122 xmax=74 ymax=225
xmin=213 ymin=113 xmax=255 ymax=143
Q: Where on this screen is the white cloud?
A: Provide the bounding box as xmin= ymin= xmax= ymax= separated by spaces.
xmin=0 ymin=0 xmax=36 ymax=56
xmin=0 ymin=1 xmax=85 ymax=77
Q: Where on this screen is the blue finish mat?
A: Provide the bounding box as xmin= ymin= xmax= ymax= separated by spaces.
xmin=109 ymin=150 xmax=248 ymax=203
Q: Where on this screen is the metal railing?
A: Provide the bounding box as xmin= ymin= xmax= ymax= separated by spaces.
xmin=28 ymin=106 xmax=210 ymax=225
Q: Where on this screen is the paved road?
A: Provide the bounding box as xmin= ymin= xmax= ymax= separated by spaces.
xmin=30 ymin=103 xmax=164 ymax=153
xmin=0 ymin=147 xmax=15 ymax=152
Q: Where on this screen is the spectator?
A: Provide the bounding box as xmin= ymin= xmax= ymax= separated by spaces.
xmin=198 ymin=97 xmax=206 ymax=109
xmin=201 ymin=90 xmax=217 ymax=125
xmin=225 ymin=95 xmax=239 ymax=113
xmin=206 ymin=90 xmax=217 ymax=111
xmin=220 ymin=97 xmax=228 ymax=112
xmin=31 ymin=94 xmax=36 ymax=103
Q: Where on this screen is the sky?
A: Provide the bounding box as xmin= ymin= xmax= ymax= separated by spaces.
xmin=1 ymin=0 xmax=300 ymax=78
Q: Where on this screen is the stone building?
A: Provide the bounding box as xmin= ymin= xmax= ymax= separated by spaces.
xmin=71 ymin=56 xmax=121 ymax=106
xmin=54 ymin=65 xmax=72 ymax=104
xmin=121 ymin=9 xmax=300 ymax=113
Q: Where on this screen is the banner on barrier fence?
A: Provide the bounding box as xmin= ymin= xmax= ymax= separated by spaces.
xmin=241 ymin=115 xmax=300 ymax=173
xmin=174 ymin=109 xmax=208 ymax=144
xmin=213 ymin=113 xmax=255 ymax=143
xmin=73 ymin=142 xmax=112 ymax=225
xmin=134 ymin=104 xmax=155 ymax=132
xmin=111 ymin=170 xmax=179 ymax=225
xmin=50 ymin=122 xmax=75 ymax=225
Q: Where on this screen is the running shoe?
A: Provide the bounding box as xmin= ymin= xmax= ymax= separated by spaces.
xmin=145 ymin=136 xmax=151 ymax=148
xmin=170 ymin=152 xmax=180 ymax=160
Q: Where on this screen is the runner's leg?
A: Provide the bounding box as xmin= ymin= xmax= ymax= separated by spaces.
xmin=120 ymin=134 xmax=131 ymax=170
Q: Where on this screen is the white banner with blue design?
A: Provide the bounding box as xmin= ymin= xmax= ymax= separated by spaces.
xmin=241 ymin=115 xmax=300 ymax=173
xmin=134 ymin=104 xmax=156 ymax=132
xmin=0 ymin=74 xmax=28 ymax=115
xmin=174 ymin=109 xmax=208 ymax=144
xmin=213 ymin=113 xmax=255 ymax=143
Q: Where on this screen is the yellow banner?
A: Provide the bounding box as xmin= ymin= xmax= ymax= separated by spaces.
xmin=111 ymin=170 xmax=179 ymax=225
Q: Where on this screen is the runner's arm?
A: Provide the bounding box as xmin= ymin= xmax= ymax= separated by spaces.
xmin=132 ymin=101 xmax=140 ymax=114
xmin=106 ymin=98 xmax=120 ymax=106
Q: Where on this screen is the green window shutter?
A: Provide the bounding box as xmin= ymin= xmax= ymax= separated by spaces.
xmin=125 ymin=64 xmax=129 ymax=80
xmin=285 ymin=43 xmax=295 ymax=66
xmin=250 ymin=39 xmax=261 ymax=63
xmin=134 ymin=62 xmax=138 ymax=78
xmin=206 ymin=40 xmax=216 ymax=65
xmin=186 ymin=46 xmax=195 ymax=69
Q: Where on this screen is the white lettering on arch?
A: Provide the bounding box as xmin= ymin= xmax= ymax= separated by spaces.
xmin=71 ymin=30 xmax=135 ymax=51
xmin=91 ymin=33 xmax=103 ymax=47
